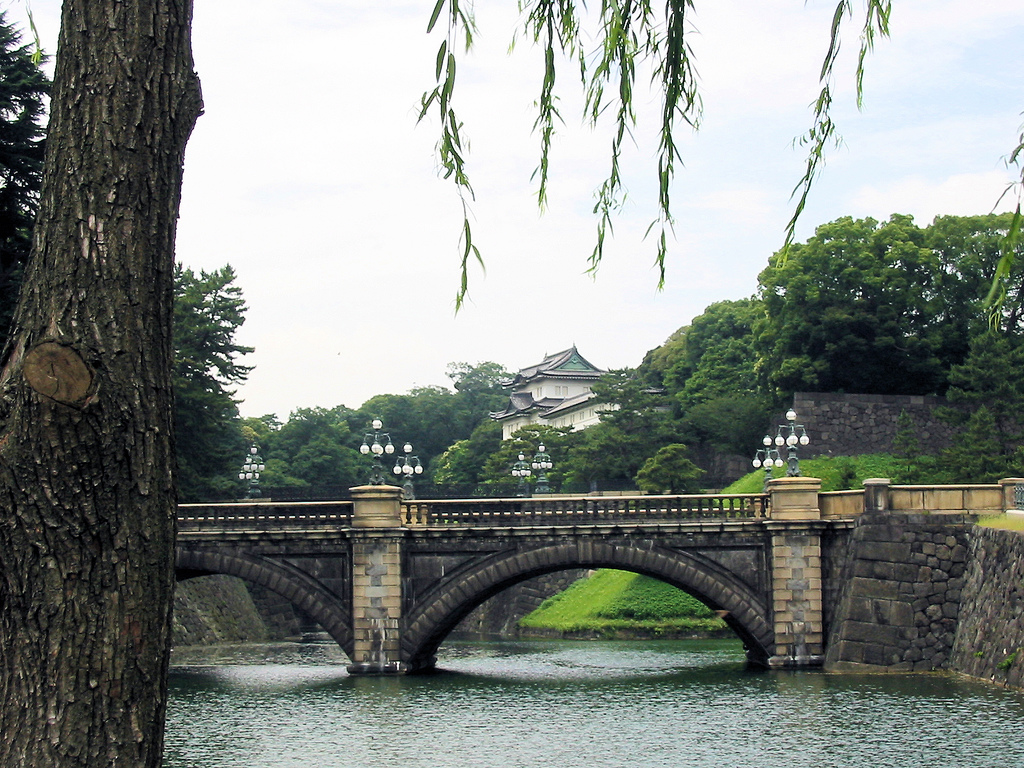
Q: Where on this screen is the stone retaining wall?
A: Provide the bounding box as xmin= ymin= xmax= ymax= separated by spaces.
xmin=453 ymin=570 xmax=587 ymax=637
xmin=172 ymin=575 xmax=271 ymax=647
xmin=792 ymin=392 xmax=957 ymax=457
xmin=824 ymin=512 xmax=972 ymax=671
xmin=948 ymin=525 xmax=1024 ymax=688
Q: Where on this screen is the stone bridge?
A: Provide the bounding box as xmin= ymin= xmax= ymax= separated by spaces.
xmin=175 ymin=478 xmax=1019 ymax=674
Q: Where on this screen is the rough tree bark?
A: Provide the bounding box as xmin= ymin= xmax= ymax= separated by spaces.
xmin=0 ymin=1 xmax=201 ymax=765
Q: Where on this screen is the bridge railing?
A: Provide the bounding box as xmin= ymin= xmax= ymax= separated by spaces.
xmin=177 ymin=501 xmax=354 ymax=531
xmin=401 ymin=493 xmax=769 ymax=527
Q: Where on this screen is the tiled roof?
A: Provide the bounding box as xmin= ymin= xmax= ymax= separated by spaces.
xmin=541 ymin=391 xmax=597 ymax=417
xmin=505 ymin=346 xmax=604 ymax=387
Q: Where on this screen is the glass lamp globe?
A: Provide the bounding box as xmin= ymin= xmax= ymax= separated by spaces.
xmin=393 ymin=465 xmax=402 ymax=475
xmin=800 ymin=435 xmax=810 ymax=446
xmin=786 ymin=409 xmax=797 ymax=421
xmin=775 ymin=435 xmax=785 ymax=446
xmin=371 ymin=442 xmax=383 ymax=455
xmin=414 ymin=465 xmax=423 ymax=474
xmin=752 ymin=458 xmax=762 ymax=468
xmin=774 ymin=458 xmax=785 ymax=467
xmin=372 ymin=418 xmax=382 ymax=430
xmin=787 ymin=434 xmax=798 ymax=447
xmin=762 ymin=435 xmax=772 ymax=447
xmin=360 ymin=443 xmax=370 ymax=455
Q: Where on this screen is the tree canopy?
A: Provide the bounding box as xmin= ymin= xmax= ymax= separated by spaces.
xmin=754 ymin=213 xmax=1024 ymax=400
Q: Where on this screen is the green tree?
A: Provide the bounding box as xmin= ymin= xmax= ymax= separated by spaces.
xmin=0 ymin=12 xmax=48 ymax=343
xmin=261 ymin=406 xmax=364 ymax=490
xmin=664 ymin=298 xmax=763 ymax=410
xmin=477 ymin=424 xmax=574 ymax=495
xmin=173 ymin=265 xmax=252 ymax=501
xmin=891 ymin=409 xmax=923 ymax=483
xmin=0 ymin=1 xmax=202 ymax=764
xmin=558 ymin=369 xmax=682 ymax=491
xmin=635 ymin=443 xmax=704 ymax=494
xmin=932 ymin=331 xmax=1024 ymax=482
xmin=432 ymin=419 xmax=504 ymax=492
xmin=682 ymin=396 xmax=770 ymax=458
xmin=754 ymin=213 xmax=1024 ymax=403
xmin=755 ymin=215 xmax=950 ymax=399
xmin=926 ymin=213 xmax=1024 ymax=341
xmin=446 ymin=360 xmax=512 ymax=415
xmin=934 ymin=406 xmax=1011 ymax=484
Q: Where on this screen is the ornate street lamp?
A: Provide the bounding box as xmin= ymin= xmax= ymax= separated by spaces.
xmin=511 ymin=452 xmax=532 ymax=497
xmin=359 ymin=417 xmax=396 ymax=485
xmin=763 ymin=408 xmax=810 ymax=478
xmin=751 ymin=446 xmax=784 ymax=492
xmin=531 ymin=444 xmax=553 ymax=494
xmin=392 ymin=441 xmax=423 ymax=499
xmin=238 ymin=443 xmax=266 ymax=499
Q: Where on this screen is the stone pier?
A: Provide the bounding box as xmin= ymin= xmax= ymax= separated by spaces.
xmin=766 ymin=477 xmax=826 ymax=667
xmin=347 ymin=485 xmax=406 ymax=674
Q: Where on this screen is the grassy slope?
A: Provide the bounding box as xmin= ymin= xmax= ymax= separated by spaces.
xmin=978 ymin=514 xmax=1024 ymax=531
xmin=519 ymin=569 xmax=728 ymax=637
xmin=723 ymin=454 xmax=904 ymax=494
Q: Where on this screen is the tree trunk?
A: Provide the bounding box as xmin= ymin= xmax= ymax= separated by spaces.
xmin=0 ymin=1 xmax=201 ymax=765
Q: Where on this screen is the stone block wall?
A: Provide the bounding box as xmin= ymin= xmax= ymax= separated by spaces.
xmin=791 ymin=392 xmax=957 ymax=458
xmin=949 ymin=526 xmax=1024 ymax=688
xmin=172 ymin=574 xmax=271 ymax=647
xmin=824 ymin=512 xmax=973 ymax=671
xmin=453 ymin=570 xmax=587 ymax=638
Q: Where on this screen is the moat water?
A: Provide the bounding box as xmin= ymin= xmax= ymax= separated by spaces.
xmin=164 ymin=638 xmax=1024 ymax=768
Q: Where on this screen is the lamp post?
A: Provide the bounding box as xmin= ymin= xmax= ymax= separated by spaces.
xmin=359 ymin=418 xmax=396 ymax=485
xmin=238 ymin=443 xmax=266 ymax=499
xmin=392 ymin=441 xmax=423 ymax=499
xmin=751 ymin=446 xmax=784 ymax=492
xmin=531 ymin=444 xmax=553 ymax=494
xmin=762 ymin=408 xmax=810 ymax=478
xmin=511 ymin=453 xmax=532 ymax=497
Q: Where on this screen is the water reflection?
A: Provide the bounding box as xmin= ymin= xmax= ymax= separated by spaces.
xmin=165 ymin=639 xmax=1024 ymax=768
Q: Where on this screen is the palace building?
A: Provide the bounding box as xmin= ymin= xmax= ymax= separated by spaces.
xmin=489 ymin=347 xmax=607 ymax=440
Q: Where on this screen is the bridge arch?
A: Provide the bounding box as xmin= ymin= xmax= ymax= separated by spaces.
xmin=401 ymin=539 xmax=773 ymax=672
xmin=175 ymin=546 xmax=354 ymax=659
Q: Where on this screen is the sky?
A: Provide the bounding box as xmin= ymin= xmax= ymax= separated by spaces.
xmin=16 ymin=0 xmax=1024 ymax=419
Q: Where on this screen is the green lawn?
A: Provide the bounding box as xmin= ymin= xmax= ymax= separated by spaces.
xmin=518 ymin=569 xmax=728 ymax=638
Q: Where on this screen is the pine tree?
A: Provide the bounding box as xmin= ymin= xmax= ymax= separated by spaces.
xmin=0 ymin=11 xmax=49 ymax=342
